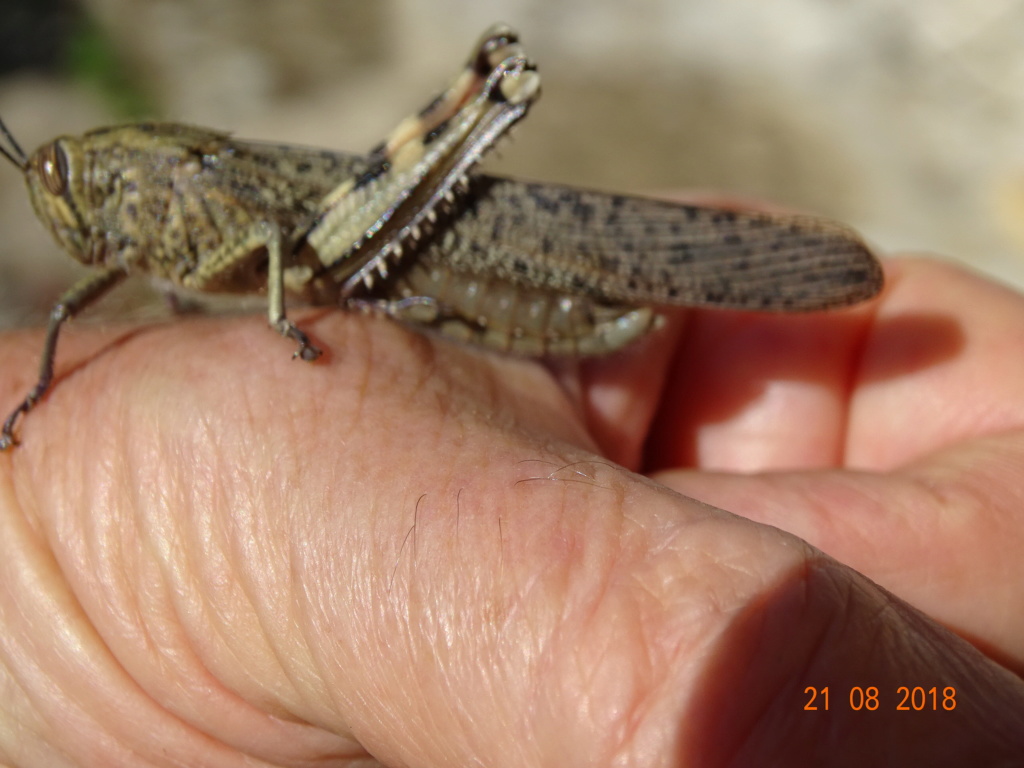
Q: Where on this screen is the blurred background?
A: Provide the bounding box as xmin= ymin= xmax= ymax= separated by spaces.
xmin=2 ymin=0 xmax=1024 ymax=327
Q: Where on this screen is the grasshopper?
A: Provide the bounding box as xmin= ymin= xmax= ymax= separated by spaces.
xmin=0 ymin=24 xmax=882 ymax=449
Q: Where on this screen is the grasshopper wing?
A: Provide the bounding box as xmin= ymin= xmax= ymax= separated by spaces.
xmin=426 ymin=177 xmax=883 ymax=311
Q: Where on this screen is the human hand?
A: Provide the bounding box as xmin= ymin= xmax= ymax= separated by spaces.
xmin=0 ymin=255 xmax=1021 ymax=766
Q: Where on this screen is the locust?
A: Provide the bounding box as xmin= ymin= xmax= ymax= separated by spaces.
xmin=0 ymin=24 xmax=882 ymax=449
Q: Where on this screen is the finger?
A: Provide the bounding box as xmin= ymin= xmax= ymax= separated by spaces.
xmin=643 ymin=299 xmax=876 ymax=472
xmin=655 ymin=429 xmax=1024 ymax=672
xmin=556 ymin=309 xmax=687 ymax=471
xmin=848 ymin=256 xmax=1024 ymax=468
xmin=572 ymin=273 xmax=880 ymax=474
xmin=638 ymin=257 xmax=1024 ymax=474
xmin=582 ymin=255 xmax=1024 ymax=476
xmin=0 ymin=311 xmax=593 ymax=763
xmin=3 ymin=314 xmax=1023 ymax=766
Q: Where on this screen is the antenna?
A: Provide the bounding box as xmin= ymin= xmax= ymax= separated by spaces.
xmin=0 ymin=116 xmax=28 ymax=169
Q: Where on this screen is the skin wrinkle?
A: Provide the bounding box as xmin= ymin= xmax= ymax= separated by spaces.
xmin=313 ymin=471 xmax=424 ymax=745
xmin=163 ymin=532 xmax=252 ymax=722
xmin=165 ymin=437 xmax=254 ymax=700
xmin=129 ymin=368 xmax=363 ymax=759
xmin=432 ymin=611 xmax=500 ymax=766
xmin=896 ymin=465 xmax=994 ymax=594
xmin=58 ymin=449 xmax=145 ymax=668
xmin=544 ymin=482 xmax=722 ymax=763
xmin=0 ymin=489 xmax=73 ymax=765
xmin=225 ymin=461 xmax=313 ymax=715
xmin=211 ymin=487 xmax=286 ymax=692
xmin=124 ymin=415 xmax=307 ymax=758
xmin=3 ymin=496 xmax=205 ymax=767
xmin=378 ymin=463 xmax=626 ymax=764
xmin=911 ymin=456 xmax=1024 ymax=649
xmin=132 ymin=440 xmax=191 ymax=646
xmin=290 ymin=515 xmax=351 ymax=726
xmin=776 ymin=474 xmax=881 ymax=562
xmin=585 ymin=588 xmax=660 ymax=763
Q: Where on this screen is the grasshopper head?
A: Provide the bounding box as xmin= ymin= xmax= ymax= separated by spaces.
xmin=0 ymin=118 xmax=97 ymax=265
xmin=23 ymin=136 xmax=99 ymax=265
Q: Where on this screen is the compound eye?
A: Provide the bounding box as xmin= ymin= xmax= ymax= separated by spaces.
xmin=38 ymin=142 xmax=69 ymax=196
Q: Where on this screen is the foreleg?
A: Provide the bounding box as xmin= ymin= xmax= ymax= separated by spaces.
xmin=1 ymin=266 xmax=127 ymax=449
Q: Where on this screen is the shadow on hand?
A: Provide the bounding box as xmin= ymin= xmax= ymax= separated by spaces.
xmin=683 ymin=558 xmax=1024 ymax=766
xmin=644 ymin=310 xmax=963 ymax=471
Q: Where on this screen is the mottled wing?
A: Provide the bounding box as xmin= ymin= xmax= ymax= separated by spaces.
xmin=425 ymin=176 xmax=882 ymax=311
